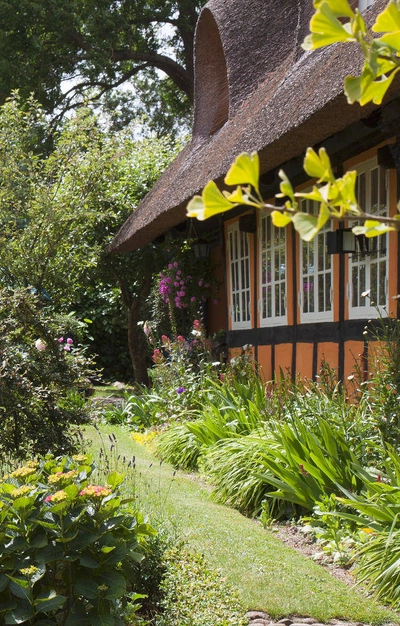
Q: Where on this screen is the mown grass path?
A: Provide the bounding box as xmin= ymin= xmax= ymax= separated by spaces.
xmin=86 ymin=424 xmax=399 ymax=624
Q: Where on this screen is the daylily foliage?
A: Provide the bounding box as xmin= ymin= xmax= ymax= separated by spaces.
xmin=187 ymin=0 xmax=400 ymax=240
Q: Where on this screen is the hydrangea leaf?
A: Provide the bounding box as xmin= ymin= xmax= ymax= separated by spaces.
xmin=224 ymin=152 xmax=260 ymax=194
xmin=34 ymin=591 xmax=67 ymax=614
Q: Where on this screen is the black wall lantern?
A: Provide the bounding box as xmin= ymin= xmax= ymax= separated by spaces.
xmin=193 ymin=238 xmax=210 ymax=259
xmin=327 ymin=229 xmax=368 ymax=255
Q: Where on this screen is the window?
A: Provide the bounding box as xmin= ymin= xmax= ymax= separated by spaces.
xmin=348 ymin=159 xmax=388 ymax=319
xmin=358 ymin=0 xmax=375 ymax=11
xmin=299 ymin=198 xmax=333 ymax=322
xmin=228 ymin=223 xmax=251 ymax=329
xmin=259 ymin=213 xmax=286 ymax=326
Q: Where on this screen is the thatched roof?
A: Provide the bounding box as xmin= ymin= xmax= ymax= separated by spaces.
xmin=109 ymin=0 xmax=390 ymax=254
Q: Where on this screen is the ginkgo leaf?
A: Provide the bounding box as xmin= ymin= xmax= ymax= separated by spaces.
xmin=379 ymin=32 xmax=400 ymax=51
xmin=292 ymin=204 xmax=331 ymax=241
xmin=271 ymin=211 xmax=292 ymax=227
xmin=277 ymin=170 xmax=296 ymax=205
xmin=353 ymin=221 xmax=395 ymax=237
xmin=313 ymin=0 xmax=355 ymax=18
xmin=223 ymin=185 xmax=262 ymax=208
xmin=224 ymin=152 xmax=260 ymax=194
xmin=359 ymin=71 xmax=399 ymax=105
xmin=186 ymin=181 xmax=235 ymax=221
xmin=303 ymin=148 xmax=334 ymax=182
xmin=302 ymin=1 xmax=355 ymax=49
xmin=292 ymin=213 xmax=319 ymax=240
xmin=373 ymin=1 xmax=400 ymax=33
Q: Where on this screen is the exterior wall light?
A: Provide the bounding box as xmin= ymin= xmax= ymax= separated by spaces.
xmin=327 ymin=229 xmax=356 ymax=254
xmin=193 ymin=239 xmax=210 ymax=259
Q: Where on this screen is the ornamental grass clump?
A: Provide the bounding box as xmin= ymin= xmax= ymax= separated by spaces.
xmin=0 ymin=453 xmax=155 ymax=625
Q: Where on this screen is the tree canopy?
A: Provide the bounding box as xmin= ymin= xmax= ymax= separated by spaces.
xmin=0 ymin=94 xmax=179 ymax=382
xmin=1 ymin=0 xmax=206 ymax=130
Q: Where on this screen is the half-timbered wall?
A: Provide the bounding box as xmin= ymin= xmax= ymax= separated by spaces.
xmin=224 ymin=142 xmax=399 ymax=382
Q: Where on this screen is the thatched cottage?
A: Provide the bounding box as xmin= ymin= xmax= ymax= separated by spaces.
xmin=110 ymin=0 xmax=400 ymax=382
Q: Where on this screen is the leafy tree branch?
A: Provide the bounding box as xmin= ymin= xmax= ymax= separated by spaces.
xmin=187 ymin=0 xmax=400 ymax=239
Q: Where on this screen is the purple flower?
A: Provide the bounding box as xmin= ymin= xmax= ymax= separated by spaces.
xmin=64 ymin=344 xmax=71 ymax=352
xmin=191 ymin=296 xmax=196 ymax=302
xmin=58 ymin=337 xmax=64 ymax=343
xmin=176 ymin=387 xmax=186 ymax=394
xmin=66 ymin=338 xmax=73 ymax=345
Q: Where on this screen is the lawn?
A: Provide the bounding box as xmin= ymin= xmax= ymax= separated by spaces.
xmin=86 ymin=423 xmax=400 ymax=624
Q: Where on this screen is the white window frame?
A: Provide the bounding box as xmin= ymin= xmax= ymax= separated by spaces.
xmin=299 ymin=197 xmax=333 ymax=323
xmin=258 ymin=211 xmax=287 ymax=326
xmin=348 ymin=158 xmax=389 ymax=319
xmin=227 ymin=222 xmax=251 ymax=329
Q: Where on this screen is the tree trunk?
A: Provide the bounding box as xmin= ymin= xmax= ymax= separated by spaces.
xmin=113 ymin=264 xmax=154 ymax=386
xmin=127 ymin=303 xmax=149 ymax=386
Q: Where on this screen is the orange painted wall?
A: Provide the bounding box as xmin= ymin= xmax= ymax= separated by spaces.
xmin=295 ymin=343 xmax=313 ymax=380
xmin=275 ymin=343 xmax=293 ymax=379
xmin=317 ymin=342 xmax=339 ymax=377
xmin=258 ymin=345 xmax=273 ymax=382
xmin=344 ymin=340 xmax=365 ymax=381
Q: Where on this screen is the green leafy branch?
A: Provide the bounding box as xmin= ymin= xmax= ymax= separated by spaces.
xmin=186 ymin=0 xmax=400 ymax=240
xmin=304 ymin=0 xmax=400 ymax=107
xmin=187 ymin=149 xmax=400 ymax=241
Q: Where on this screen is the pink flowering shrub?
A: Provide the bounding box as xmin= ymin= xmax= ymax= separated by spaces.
xmin=145 ymin=320 xmax=220 ymax=419
xmin=157 ymin=257 xmax=217 ymax=338
xmin=0 ymin=453 xmax=155 ymax=625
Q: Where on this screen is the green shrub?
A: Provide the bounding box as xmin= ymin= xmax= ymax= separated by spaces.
xmin=154 ymin=546 xmax=247 ymax=626
xmin=0 ymin=289 xmax=96 ymax=459
xmin=0 ymin=453 xmax=155 ymax=625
